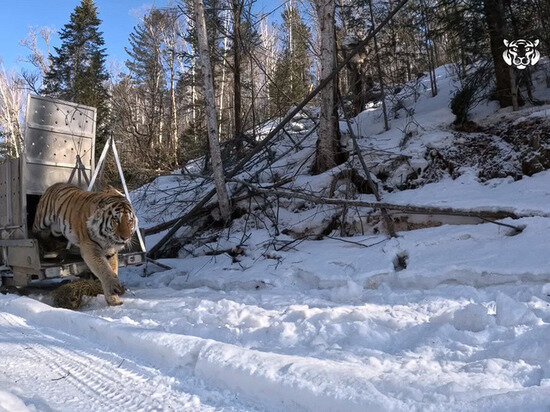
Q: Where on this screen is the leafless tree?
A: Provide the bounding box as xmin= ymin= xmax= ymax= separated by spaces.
xmin=18 ymin=26 xmax=53 ymax=93
xmin=193 ymin=0 xmax=231 ymax=221
xmin=311 ymin=0 xmax=344 ymax=173
xmin=0 ymin=64 xmax=24 ymax=158
xmin=160 ymin=10 xmax=181 ymax=164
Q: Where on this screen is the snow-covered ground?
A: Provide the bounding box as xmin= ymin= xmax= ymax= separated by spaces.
xmin=2 ymin=222 xmax=550 ymax=411
xmin=2 ymin=64 xmax=550 ymax=411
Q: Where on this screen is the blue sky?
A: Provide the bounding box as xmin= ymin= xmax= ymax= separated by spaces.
xmin=0 ymin=0 xmax=283 ymax=73
xmin=0 ymin=0 xmax=174 ymax=71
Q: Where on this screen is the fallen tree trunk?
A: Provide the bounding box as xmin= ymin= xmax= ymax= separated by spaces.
xmin=240 ymin=182 xmax=525 ymax=229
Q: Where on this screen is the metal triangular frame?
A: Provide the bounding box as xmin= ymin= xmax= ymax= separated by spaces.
xmin=88 ymin=136 xmax=146 ymax=253
xmin=67 ymin=155 xmax=91 ymax=187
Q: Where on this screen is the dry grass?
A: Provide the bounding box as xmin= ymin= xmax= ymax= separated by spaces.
xmin=52 ymin=279 xmax=103 ymax=310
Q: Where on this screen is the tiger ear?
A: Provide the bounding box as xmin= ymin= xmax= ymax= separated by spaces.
xmin=533 ymin=39 xmax=539 ymax=47
xmin=503 ymin=39 xmax=509 ymax=47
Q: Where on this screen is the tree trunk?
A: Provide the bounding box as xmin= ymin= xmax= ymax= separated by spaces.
xmin=368 ymin=0 xmax=389 ymax=130
xmin=510 ymin=66 xmax=519 ymax=110
xmin=421 ymin=2 xmax=437 ymax=97
xmin=347 ymin=59 xmax=365 ymax=116
xmin=312 ymin=0 xmax=343 ymax=174
xmin=194 ymin=0 xmax=231 ymax=221
xmin=218 ymin=10 xmax=231 ymax=137
xmin=232 ymin=0 xmax=243 ymax=146
xmin=483 ymin=0 xmax=513 ymax=107
xmin=169 ymin=49 xmax=178 ymax=165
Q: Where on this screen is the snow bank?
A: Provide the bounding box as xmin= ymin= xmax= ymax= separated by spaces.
xmin=131 ymin=216 xmax=550 ymax=293
xmin=0 ymin=390 xmax=32 ymax=412
xmin=4 ymin=279 xmax=550 ymax=411
xmin=384 ymin=170 xmax=550 ymax=216
xmin=0 ymin=296 xmax=404 ymax=411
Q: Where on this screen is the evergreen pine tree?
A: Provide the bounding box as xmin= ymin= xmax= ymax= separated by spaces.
xmin=126 ymin=10 xmax=167 ymax=91
xmin=269 ymin=3 xmax=311 ymax=115
xmin=43 ymin=0 xmax=109 ymax=155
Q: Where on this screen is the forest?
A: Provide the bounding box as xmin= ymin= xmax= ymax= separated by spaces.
xmin=1 ymin=0 xmax=548 ymax=185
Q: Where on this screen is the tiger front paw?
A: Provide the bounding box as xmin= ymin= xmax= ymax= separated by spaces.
xmin=105 ymin=294 xmax=123 ymax=306
xmin=103 ymin=277 xmax=125 ymax=305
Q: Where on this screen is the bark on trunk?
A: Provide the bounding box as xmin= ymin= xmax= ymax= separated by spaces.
xmin=483 ymin=0 xmax=513 ymax=107
xmin=347 ymin=59 xmax=365 ymax=116
xmin=312 ymin=0 xmax=343 ymax=174
xmin=194 ymin=0 xmax=231 ymax=221
xmin=169 ymin=49 xmax=178 ymax=165
xmin=218 ymin=11 xmax=231 ymax=137
xmin=232 ymin=0 xmax=243 ymax=147
xmin=368 ymin=0 xmax=389 ymax=130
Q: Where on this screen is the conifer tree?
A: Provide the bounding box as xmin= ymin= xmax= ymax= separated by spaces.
xmin=43 ymin=0 xmax=109 ymax=154
xmin=125 ymin=10 xmax=168 ymax=152
xmin=269 ymin=3 xmax=312 ymax=114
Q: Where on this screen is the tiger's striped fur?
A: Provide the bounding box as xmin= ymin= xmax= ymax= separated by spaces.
xmin=33 ymin=183 xmax=137 ymax=306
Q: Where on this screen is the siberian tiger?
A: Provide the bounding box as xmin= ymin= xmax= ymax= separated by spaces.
xmin=33 ymin=183 xmax=137 ymax=306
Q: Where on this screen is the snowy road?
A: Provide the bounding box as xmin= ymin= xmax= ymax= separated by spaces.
xmin=1 ymin=268 xmax=549 ymax=411
xmin=2 ymin=219 xmax=550 ymax=410
xmin=0 ymin=305 xmax=260 ymax=411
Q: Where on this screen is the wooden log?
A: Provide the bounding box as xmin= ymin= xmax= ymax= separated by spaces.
xmin=240 ymin=183 xmax=525 ymax=230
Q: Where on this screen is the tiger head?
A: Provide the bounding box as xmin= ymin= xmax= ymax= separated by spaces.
xmin=88 ymin=189 xmax=138 ymax=248
xmin=503 ymin=39 xmax=540 ymax=70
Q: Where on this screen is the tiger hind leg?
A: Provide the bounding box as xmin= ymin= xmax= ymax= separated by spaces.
xmin=33 ymin=229 xmax=68 ymax=260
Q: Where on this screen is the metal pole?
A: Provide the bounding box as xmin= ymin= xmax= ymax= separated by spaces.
xmin=87 ymin=137 xmax=111 ymax=191
xmin=111 ymin=138 xmax=147 ymax=252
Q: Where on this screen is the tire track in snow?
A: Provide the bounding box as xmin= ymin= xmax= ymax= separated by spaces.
xmin=0 ymin=311 xmax=255 ymax=411
xmin=0 ymin=297 xmax=407 ymax=411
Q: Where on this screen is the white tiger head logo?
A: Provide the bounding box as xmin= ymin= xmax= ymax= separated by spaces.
xmin=503 ymin=39 xmax=541 ymax=70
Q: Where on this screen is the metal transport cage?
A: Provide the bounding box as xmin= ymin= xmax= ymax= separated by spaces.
xmin=0 ymin=95 xmax=146 ymax=287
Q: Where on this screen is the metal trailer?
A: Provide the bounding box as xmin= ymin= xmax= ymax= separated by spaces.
xmin=0 ymin=95 xmax=146 ymax=287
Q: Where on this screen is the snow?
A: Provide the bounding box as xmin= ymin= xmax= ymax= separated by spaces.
xmin=451 ymin=303 xmax=492 ymax=332
xmin=2 ymin=256 xmax=550 ymax=410
xmin=385 ymin=170 xmax=550 ymax=216
xmin=0 ymin=390 xmax=33 ymax=412
xmin=2 ymin=213 xmax=550 ymax=410
xmin=495 ymin=292 xmax=540 ymax=327
xmin=2 ymin=64 xmax=550 ymax=410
